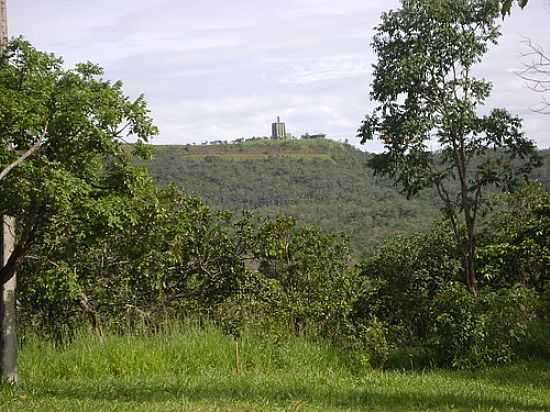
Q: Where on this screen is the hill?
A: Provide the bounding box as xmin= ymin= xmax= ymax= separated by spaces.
xmin=143 ymin=139 xmax=440 ymax=257
xmin=143 ymin=139 xmax=549 ymax=257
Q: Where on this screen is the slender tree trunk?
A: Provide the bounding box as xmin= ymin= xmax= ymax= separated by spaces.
xmin=464 ymin=241 xmax=478 ymax=296
xmin=0 ymin=0 xmax=17 ymax=384
xmin=453 ymin=135 xmax=479 ymax=297
xmin=0 ymin=217 xmax=17 ymax=384
xmin=463 ymin=213 xmax=478 ymax=296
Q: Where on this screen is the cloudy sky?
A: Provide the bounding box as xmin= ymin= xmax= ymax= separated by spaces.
xmin=7 ymin=0 xmax=550 ymax=150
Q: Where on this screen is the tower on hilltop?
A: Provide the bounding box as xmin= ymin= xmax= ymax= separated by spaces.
xmin=271 ymin=116 xmax=286 ymax=139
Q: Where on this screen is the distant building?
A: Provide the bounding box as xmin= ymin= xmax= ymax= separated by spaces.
xmin=271 ymin=116 xmax=287 ymax=139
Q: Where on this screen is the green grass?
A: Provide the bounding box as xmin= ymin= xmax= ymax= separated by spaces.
xmin=2 ymin=327 xmax=549 ymax=411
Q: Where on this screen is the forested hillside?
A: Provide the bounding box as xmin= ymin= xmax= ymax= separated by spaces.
xmin=143 ymin=139 xmax=549 ymax=256
xmin=143 ymin=139 xmax=440 ymax=255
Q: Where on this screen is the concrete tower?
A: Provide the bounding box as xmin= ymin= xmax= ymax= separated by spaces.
xmin=271 ymin=116 xmax=286 ymax=139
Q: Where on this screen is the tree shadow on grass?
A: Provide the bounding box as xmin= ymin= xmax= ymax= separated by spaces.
xmin=391 ymin=360 xmax=550 ymax=393
xmin=32 ymin=378 xmax=549 ymax=412
xmin=460 ymin=361 xmax=550 ymax=392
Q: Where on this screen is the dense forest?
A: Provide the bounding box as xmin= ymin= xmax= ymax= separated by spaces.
xmin=143 ymin=139 xmax=550 ymax=257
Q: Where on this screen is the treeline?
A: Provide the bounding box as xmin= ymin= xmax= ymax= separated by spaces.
xmin=19 ymin=173 xmax=550 ymax=368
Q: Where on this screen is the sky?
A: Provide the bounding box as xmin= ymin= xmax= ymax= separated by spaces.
xmin=7 ymin=0 xmax=550 ymax=151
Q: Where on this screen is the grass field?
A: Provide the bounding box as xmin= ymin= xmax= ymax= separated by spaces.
xmin=1 ymin=327 xmax=549 ymax=412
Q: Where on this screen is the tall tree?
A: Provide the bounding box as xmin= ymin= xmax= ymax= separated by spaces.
xmin=0 ymin=38 xmax=157 ymax=379
xmin=358 ymin=0 xmax=541 ymax=295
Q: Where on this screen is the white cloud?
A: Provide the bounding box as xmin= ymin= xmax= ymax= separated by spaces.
xmin=279 ymin=54 xmax=372 ymax=84
xmin=7 ymin=0 xmax=550 ymax=150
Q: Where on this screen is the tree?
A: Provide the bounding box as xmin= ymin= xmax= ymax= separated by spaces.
xmin=0 ymin=38 xmax=157 ymax=378
xmin=358 ymin=0 xmax=541 ymax=295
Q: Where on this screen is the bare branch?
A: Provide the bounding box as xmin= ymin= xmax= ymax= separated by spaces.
xmin=519 ymin=38 xmax=550 ymax=114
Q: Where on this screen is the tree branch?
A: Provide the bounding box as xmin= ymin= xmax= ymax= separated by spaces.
xmin=519 ymin=38 xmax=550 ymax=114
xmin=0 ymin=123 xmax=48 ymax=181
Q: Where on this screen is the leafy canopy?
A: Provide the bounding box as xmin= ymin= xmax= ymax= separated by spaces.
xmin=359 ymin=0 xmax=539 ymax=198
xmin=0 ymin=38 xmax=158 ymax=284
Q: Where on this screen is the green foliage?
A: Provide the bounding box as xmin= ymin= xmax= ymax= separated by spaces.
xmin=431 ymin=284 xmax=538 ymax=368
xmin=19 ymin=182 xmax=246 ymax=334
xmin=5 ymin=37 xmax=550 ymax=377
xmin=0 ymin=38 xmax=157 ymax=286
xmin=431 ymin=283 xmax=491 ymax=369
xmin=355 ymin=228 xmax=461 ymax=341
xmin=357 ymin=318 xmax=392 ymax=368
xmin=142 ymin=142 xmax=549 ymax=263
xmin=384 ymin=346 xmax=436 ymax=370
xmin=520 ymin=319 xmax=550 ymax=360
xmin=478 ymin=182 xmax=550 ymax=289
xmin=358 ymin=0 xmax=541 ymax=293
xmin=21 ymin=176 xmax=548 ymax=368
xmin=540 ymin=282 xmax=550 ymax=321
xmin=144 ymin=140 xmax=441 ymax=257
xmin=354 ymin=189 xmax=549 ymax=369
xmin=19 ymin=181 xmax=360 ymax=343
xmin=249 ymin=216 xmax=359 ymax=337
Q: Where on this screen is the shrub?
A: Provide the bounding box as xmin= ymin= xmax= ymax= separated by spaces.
xmin=354 ymin=227 xmax=461 ymax=343
xmin=385 ymin=346 xmax=436 ymax=370
xmin=430 ymin=283 xmax=538 ymax=368
xmin=477 ymin=183 xmax=550 ymax=290
xmin=249 ymin=216 xmax=361 ymax=340
xmin=362 ymin=318 xmax=392 ymax=368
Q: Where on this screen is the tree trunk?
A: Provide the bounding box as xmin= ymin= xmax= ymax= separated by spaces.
xmin=1 ymin=0 xmax=17 ymax=384
xmin=464 ymin=220 xmax=479 ymax=297
xmin=464 ymin=247 xmax=478 ymax=296
xmin=1 ymin=216 xmax=17 ymax=384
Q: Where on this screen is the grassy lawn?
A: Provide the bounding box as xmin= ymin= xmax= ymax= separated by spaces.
xmin=1 ymin=328 xmax=548 ymax=411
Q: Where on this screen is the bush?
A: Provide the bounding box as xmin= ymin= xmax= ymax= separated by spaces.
xmin=248 ymin=216 xmax=361 ymax=340
xmin=520 ymin=320 xmax=550 ymax=360
xmin=366 ymin=319 xmax=394 ymax=368
xmin=538 ymin=281 xmax=550 ymax=321
xmin=477 ymin=183 xmax=550 ymax=290
xmin=430 ymin=283 xmax=538 ymax=368
xmin=354 ymin=227 xmax=461 ymax=343
xmin=385 ymin=346 xmax=436 ymax=370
